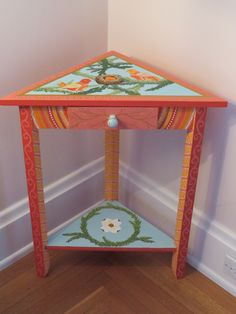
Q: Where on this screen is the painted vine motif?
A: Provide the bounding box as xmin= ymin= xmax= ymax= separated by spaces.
xmin=63 ymin=203 xmax=154 ymax=247
xmin=25 ymin=56 xmax=175 ymax=96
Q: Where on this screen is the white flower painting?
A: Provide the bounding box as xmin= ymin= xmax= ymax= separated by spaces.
xmin=101 ymin=218 xmax=122 ymax=233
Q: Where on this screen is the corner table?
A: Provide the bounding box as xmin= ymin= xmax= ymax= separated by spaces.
xmin=0 ymin=51 xmax=227 ymax=278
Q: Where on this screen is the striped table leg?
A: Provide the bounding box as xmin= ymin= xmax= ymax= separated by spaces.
xmin=172 ymin=107 xmax=207 ymax=279
xmin=19 ymin=107 xmax=49 ymax=277
xmin=104 ymin=130 xmax=120 ymax=200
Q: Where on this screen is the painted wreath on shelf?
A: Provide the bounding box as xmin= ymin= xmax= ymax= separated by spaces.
xmin=63 ymin=203 xmax=154 ymax=247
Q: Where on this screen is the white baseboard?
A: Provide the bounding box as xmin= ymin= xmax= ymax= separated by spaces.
xmin=1 ymin=158 xmax=235 ymax=297
xmin=188 ymin=255 xmax=236 ymax=298
xmin=120 ymin=161 xmax=236 ymax=297
xmin=0 ymin=157 xmax=104 ymax=270
xmin=120 ymin=161 xmax=236 ymax=250
xmin=0 ymin=243 xmax=33 ymax=272
xmin=0 ymin=157 xmax=104 ymax=230
xmin=0 ymin=201 xmax=103 ymax=271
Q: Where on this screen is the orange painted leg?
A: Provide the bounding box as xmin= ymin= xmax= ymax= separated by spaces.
xmin=19 ymin=107 xmax=49 ymax=277
xmin=104 ymin=130 xmax=119 ymax=200
xmin=172 ymin=107 xmax=207 ymax=278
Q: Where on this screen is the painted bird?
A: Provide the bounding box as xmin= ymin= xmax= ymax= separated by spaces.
xmin=128 ymin=69 xmax=160 ymax=81
xmin=58 ymin=78 xmax=91 ymax=91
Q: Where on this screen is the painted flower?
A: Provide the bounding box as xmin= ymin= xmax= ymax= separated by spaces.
xmin=101 ymin=218 xmax=122 ymax=233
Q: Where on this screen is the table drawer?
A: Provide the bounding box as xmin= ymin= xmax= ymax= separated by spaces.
xmin=68 ymin=107 xmax=158 ymax=129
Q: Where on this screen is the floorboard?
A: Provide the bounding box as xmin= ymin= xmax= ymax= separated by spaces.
xmin=0 ymin=251 xmax=235 ymax=313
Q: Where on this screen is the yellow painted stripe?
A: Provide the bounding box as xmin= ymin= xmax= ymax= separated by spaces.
xmin=31 ymin=107 xmax=69 ymax=129
xmin=105 ymin=130 xmax=119 ymax=201
xmin=161 ymin=108 xmax=173 ymax=129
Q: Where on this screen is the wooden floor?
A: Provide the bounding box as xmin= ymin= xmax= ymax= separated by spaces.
xmin=0 ymin=251 xmax=235 ymax=313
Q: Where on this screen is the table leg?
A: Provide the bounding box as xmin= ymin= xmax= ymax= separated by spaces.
xmin=104 ymin=130 xmax=120 ymax=200
xmin=19 ymin=107 xmax=49 ymax=277
xmin=172 ymin=107 xmax=207 ymax=278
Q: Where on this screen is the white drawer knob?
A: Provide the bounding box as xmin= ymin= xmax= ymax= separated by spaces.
xmin=107 ymin=114 xmax=118 ymax=128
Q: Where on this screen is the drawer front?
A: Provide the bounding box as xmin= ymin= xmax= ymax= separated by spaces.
xmin=68 ymin=107 xmax=158 ymax=129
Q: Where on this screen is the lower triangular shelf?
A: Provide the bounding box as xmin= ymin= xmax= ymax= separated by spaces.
xmin=47 ymin=201 xmax=176 ymax=252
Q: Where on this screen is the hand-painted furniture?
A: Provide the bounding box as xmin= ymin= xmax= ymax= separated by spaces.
xmin=0 ymin=51 xmax=227 ymax=279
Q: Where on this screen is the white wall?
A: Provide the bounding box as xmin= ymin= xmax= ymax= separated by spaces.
xmin=0 ymin=0 xmax=107 ymax=263
xmin=0 ymin=0 xmax=107 ymax=209
xmin=109 ymin=0 xmax=236 ymax=295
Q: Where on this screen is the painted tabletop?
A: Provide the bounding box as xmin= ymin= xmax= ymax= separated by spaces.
xmin=0 ymin=51 xmax=226 ymax=107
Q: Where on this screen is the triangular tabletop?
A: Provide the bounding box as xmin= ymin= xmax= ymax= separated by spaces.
xmin=47 ymin=201 xmax=176 ymax=251
xmin=0 ymin=51 xmax=226 ymax=107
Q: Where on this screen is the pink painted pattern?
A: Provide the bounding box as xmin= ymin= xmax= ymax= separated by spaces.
xmin=19 ymin=107 xmax=49 ymax=277
xmin=172 ymin=107 xmax=207 ymax=278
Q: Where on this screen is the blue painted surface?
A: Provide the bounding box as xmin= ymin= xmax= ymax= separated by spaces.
xmin=25 ymin=56 xmax=201 ymax=97
xmin=107 ymin=115 xmax=118 ymax=128
xmin=47 ymin=201 xmax=175 ymax=249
